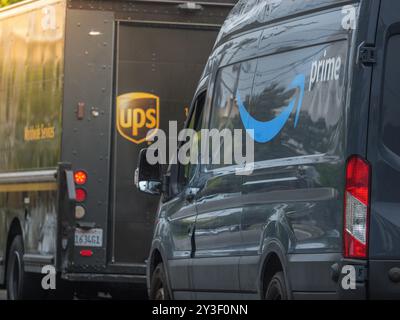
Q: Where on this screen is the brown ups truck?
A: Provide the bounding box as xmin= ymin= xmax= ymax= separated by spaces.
xmin=0 ymin=0 xmax=235 ymax=299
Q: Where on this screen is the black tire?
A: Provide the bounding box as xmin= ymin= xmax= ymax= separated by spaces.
xmin=149 ymin=263 xmax=171 ymax=300
xmin=265 ymin=271 xmax=288 ymax=300
xmin=6 ymin=236 xmax=43 ymax=300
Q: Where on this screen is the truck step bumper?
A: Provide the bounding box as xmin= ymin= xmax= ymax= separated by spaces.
xmin=62 ymin=273 xmax=146 ymax=284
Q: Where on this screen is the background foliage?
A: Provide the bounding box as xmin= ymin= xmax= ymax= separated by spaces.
xmin=0 ymin=0 xmax=24 ymax=8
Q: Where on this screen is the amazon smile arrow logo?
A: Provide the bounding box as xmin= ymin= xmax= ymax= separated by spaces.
xmin=238 ymin=73 xmax=305 ymax=143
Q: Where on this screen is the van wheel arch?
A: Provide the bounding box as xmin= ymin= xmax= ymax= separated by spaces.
xmin=150 ymin=249 xmax=164 ymax=278
xmin=149 ymin=248 xmax=173 ymax=300
xmin=259 ymin=243 xmax=291 ymax=300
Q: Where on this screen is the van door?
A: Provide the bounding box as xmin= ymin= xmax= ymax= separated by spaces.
xmin=367 ymin=0 xmax=400 ymax=299
xmin=167 ymin=91 xmax=206 ymax=299
xmin=191 ymin=60 xmax=257 ymax=298
xmin=111 ymin=23 xmax=219 ymax=269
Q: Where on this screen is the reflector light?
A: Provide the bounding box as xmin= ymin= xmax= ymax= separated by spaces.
xmin=80 ymin=250 xmax=93 ymax=257
xmin=75 ymin=188 xmax=87 ymax=203
xmin=344 ymin=156 xmax=370 ymax=259
xmin=74 ymin=170 xmax=87 ymax=185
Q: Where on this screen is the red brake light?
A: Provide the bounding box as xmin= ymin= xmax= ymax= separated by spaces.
xmin=75 ymin=188 xmax=87 ymax=203
xmin=80 ymin=250 xmax=93 ymax=257
xmin=74 ymin=170 xmax=87 ymax=185
xmin=344 ymin=156 xmax=370 ymax=259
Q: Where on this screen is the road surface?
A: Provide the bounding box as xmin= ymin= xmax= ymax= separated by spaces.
xmin=0 ymin=289 xmax=146 ymax=300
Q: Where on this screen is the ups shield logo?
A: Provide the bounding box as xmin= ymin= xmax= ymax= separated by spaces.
xmin=117 ymin=92 xmax=160 ymax=144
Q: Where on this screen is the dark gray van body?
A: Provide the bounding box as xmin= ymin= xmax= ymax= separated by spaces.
xmin=0 ymin=0 xmax=235 ymax=298
xmin=146 ymin=0 xmax=400 ymax=299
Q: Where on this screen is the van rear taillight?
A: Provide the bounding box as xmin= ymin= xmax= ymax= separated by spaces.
xmin=344 ymin=156 xmax=371 ymax=259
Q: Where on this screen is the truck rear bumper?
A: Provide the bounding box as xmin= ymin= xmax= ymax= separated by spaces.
xmin=62 ymin=273 xmax=146 ymax=284
xmin=61 ymin=263 xmax=147 ymax=284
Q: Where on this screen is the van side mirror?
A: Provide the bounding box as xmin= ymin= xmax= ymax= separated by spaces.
xmin=134 ymin=148 xmax=162 ymax=196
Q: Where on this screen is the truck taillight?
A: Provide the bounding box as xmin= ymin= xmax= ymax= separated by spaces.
xmin=76 ymin=188 xmax=87 ymax=203
xmin=344 ymin=156 xmax=370 ymax=259
xmin=74 ymin=170 xmax=87 ymax=185
xmin=74 ymin=170 xmax=87 ymax=219
xmin=80 ymin=250 xmax=93 ymax=257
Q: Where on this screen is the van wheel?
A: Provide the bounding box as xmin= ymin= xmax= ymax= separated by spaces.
xmin=6 ymin=236 xmax=42 ymax=300
xmin=265 ymin=271 xmax=288 ymax=300
xmin=150 ymin=263 xmax=171 ymax=300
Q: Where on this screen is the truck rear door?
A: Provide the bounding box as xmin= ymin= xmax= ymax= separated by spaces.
xmin=61 ymin=9 xmax=115 ymax=275
xmin=111 ymin=22 xmax=219 ymax=268
xmin=367 ymin=0 xmax=400 ymax=299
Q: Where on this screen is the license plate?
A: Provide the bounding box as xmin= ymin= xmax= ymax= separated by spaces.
xmin=74 ymin=228 xmax=103 ymax=247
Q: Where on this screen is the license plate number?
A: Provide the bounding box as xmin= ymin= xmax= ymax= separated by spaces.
xmin=74 ymin=228 xmax=103 ymax=247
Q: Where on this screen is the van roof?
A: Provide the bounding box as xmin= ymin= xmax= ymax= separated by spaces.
xmin=215 ymin=0 xmax=355 ymax=47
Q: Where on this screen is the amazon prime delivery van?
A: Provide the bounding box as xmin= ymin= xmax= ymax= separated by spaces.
xmin=136 ymin=0 xmax=400 ymax=299
xmin=0 ymin=0 xmax=236 ymax=299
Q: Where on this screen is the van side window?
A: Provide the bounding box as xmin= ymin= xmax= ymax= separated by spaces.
xmin=181 ymin=92 xmax=206 ymax=183
xmin=208 ymin=60 xmax=256 ymax=169
xmin=250 ymin=41 xmax=348 ymax=162
xmin=381 ymin=35 xmax=400 ymax=157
